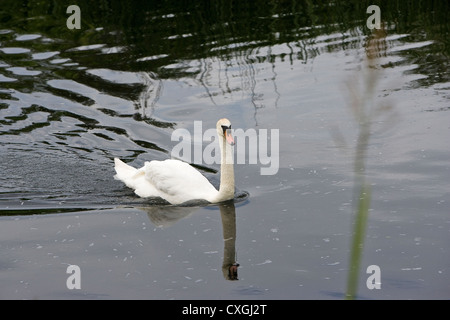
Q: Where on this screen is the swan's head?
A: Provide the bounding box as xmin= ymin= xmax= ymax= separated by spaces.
xmin=217 ymin=118 xmax=234 ymax=146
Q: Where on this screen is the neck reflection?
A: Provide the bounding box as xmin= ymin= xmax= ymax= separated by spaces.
xmin=140 ymin=200 xmax=240 ymax=281
xmin=219 ymin=201 xmax=239 ymax=281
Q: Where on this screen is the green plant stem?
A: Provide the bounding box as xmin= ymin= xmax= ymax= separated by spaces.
xmin=346 ymin=183 xmax=371 ymax=300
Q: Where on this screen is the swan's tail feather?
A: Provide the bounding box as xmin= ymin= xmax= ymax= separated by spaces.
xmin=114 ymin=158 xmax=139 ymax=188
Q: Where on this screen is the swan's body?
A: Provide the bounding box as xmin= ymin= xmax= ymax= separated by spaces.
xmin=114 ymin=118 xmax=235 ymax=205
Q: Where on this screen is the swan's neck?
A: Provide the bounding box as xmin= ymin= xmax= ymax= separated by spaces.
xmin=214 ymin=136 xmax=235 ymax=202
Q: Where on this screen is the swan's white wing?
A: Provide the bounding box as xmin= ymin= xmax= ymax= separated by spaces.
xmin=144 ymin=159 xmax=218 ymax=204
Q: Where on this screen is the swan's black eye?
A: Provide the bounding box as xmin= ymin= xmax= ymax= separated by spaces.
xmin=221 ymin=125 xmax=231 ymax=134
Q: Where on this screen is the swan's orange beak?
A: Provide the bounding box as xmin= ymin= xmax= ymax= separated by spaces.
xmin=225 ymin=129 xmax=235 ymax=146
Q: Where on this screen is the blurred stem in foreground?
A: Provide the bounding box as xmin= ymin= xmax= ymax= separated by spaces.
xmin=345 ymin=183 xmax=371 ymax=299
xmin=344 ymin=24 xmax=390 ymax=300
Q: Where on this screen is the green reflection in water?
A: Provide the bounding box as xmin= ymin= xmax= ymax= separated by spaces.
xmin=1 ymin=0 xmax=448 ymax=78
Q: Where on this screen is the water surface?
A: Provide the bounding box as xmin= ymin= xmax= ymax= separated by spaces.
xmin=0 ymin=0 xmax=449 ymax=299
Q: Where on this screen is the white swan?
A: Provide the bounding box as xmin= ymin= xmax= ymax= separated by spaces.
xmin=114 ymin=118 xmax=235 ymax=205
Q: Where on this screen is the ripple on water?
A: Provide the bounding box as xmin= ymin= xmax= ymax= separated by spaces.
xmin=15 ymin=34 xmax=42 ymax=41
xmin=6 ymin=67 xmax=41 ymax=76
xmin=0 ymin=47 xmax=30 ymax=54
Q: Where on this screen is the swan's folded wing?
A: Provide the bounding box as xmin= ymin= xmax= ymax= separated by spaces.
xmin=144 ymin=159 xmax=218 ymax=202
xmin=131 ymin=168 xmax=163 ymax=198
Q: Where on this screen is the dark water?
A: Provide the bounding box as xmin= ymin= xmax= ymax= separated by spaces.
xmin=1 ymin=0 xmax=449 ymax=299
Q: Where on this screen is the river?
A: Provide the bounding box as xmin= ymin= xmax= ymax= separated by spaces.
xmin=0 ymin=0 xmax=449 ymax=299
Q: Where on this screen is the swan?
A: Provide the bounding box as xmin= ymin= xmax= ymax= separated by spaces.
xmin=114 ymin=118 xmax=235 ymax=205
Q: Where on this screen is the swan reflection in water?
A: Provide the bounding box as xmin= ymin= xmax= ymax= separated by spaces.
xmin=219 ymin=201 xmax=239 ymax=280
xmin=138 ymin=200 xmax=241 ymax=281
